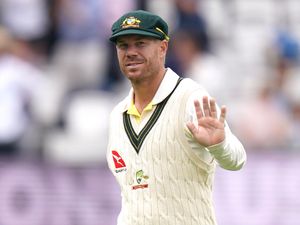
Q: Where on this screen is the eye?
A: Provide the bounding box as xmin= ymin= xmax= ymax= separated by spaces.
xmin=117 ymin=43 xmax=127 ymax=50
xmin=136 ymin=41 xmax=146 ymax=47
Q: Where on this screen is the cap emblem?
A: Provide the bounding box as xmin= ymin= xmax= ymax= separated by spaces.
xmin=121 ymin=16 xmax=141 ymax=29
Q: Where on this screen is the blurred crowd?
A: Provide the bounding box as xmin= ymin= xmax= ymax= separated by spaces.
xmin=0 ymin=0 xmax=299 ymax=164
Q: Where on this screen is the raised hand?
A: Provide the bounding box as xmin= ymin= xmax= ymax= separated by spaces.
xmin=186 ymin=96 xmax=226 ymax=147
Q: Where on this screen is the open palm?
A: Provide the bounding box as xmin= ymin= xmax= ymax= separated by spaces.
xmin=187 ymin=96 xmax=226 ymax=147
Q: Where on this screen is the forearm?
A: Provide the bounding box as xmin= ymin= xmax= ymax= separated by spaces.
xmin=207 ymin=133 xmax=246 ymax=171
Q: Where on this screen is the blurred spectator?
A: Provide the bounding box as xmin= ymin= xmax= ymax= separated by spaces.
xmin=173 ymin=0 xmax=210 ymax=52
xmin=0 ymin=0 xmax=52 ymax=62
xmin=229 ymin=84 xmax=291 ymax=150
xmin=0 ymin=27 xmax=45 ymax=157
xmin=169 ymin=28 xmax=227 ymax=103
xmin=229 ymin=29 xmax=300 ymax=150
xmin=276 ymin=31 xmax=299 ymax=64
xmin=165 ymin=0 xmax=226 ymax=102
xmin=166 ymin=0 xmax=211 ymax=75
xmin=49 ymin=0 xmax=108 ymax=90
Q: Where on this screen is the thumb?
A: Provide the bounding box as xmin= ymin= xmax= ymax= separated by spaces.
xmin=186 ymin=121 xmax=197 ymax=135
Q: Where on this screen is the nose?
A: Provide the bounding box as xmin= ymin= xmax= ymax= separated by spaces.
xmin=125 ymin=45 xmax=138 ymax=58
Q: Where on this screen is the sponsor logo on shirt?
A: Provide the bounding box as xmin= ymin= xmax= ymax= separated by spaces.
xmin=112 ymin=150 xmax=127 ymax=173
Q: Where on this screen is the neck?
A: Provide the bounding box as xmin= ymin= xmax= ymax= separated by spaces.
xmin=132 ymin=68 xmax=166 ymax=113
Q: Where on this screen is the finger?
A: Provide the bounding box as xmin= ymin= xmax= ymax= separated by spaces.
xmin=209 ymin=98 xmax=217 ymax=118
xmin=186 ymin=121 xmax=197 ymax=135
xmin=202 ymin=96 xmax=211 ymax=117
xmin=219 ymin=105 xmax=227 ymax=124
xmin=194 ymin=100 xmax=203 ymax=125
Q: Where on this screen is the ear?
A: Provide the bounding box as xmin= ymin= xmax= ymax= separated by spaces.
xmin=159 ymin=40 xmax=168 ymax=58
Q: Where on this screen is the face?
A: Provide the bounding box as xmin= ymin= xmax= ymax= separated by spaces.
xmin=116 ymin=35 xmax=168 ymax=83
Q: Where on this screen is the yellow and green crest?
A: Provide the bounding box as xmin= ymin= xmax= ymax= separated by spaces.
xmin=121 ymin=16 xmax=141 ymax=29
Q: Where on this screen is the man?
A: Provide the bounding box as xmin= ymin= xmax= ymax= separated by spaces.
xmin=106 ymin=10 xmax=246 ymax=225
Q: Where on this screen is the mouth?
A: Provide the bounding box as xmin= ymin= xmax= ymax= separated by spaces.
xmin=125 ymin=62 xmax=143 ymax=68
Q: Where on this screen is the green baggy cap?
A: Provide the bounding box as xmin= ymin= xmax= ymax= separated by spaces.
xmin=109 ymin=10 xmax=169 ymax=43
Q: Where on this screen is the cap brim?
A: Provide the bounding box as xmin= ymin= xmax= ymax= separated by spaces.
xmin=109 ymin=29 xmax=162 ymax=42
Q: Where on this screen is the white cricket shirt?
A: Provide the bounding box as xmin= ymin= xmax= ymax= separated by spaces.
xmin=107 ymin=68 xmax=246 ymax=225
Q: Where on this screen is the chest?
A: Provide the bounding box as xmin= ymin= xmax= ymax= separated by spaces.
xmin=107 ymin=89 xmax=186 ymax=178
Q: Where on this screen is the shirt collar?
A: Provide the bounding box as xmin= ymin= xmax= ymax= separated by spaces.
xmin=122 ymin=68 xmax=180 ymax=112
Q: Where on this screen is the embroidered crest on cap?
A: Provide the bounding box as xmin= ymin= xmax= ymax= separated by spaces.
xmin=121 ymin=16 xmax=141 ymax=29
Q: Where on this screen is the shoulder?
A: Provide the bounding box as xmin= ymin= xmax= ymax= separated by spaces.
xmin=180 ymin=77 xmax=199 ymax=88
xmin=109 ymin=96 xmax=128 ymax=119
xmin=178 ymin=78 xmax=211 ymax=100
xmin=174 ymin=77 xmax=212 ymax=121
xmin=180 ymin=78 xmax=217 ymax=119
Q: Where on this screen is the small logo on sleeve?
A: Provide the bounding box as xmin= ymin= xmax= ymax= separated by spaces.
xmin=112 ymin=150 xmax=127 ymax=173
